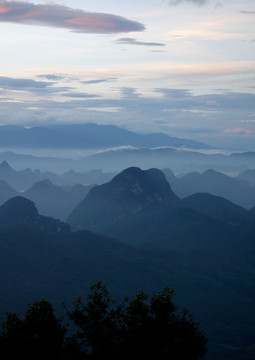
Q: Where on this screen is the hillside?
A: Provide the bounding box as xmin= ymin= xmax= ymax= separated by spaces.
xmin=0 ymin=196 xmax=69 ymax=233
xmin=67 ymin=167 xmax=254 ymax=252
xmin=0 ymin=123 xmax=211 ymax=150
xmin=0 ymin=198 xmax=254 ymax=359
xmin=67 ymin=167 xmax=180 ymax=231
xmin=163 ymin=168 xmax=255 ymax=209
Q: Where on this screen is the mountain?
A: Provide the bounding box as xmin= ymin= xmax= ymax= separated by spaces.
xmin=67 ymin=167 xmax=254 ymax=256
xmin=163 ymin=168 xmax=255 ymax=209
xmin=0 ymin=180 xmax=19 ymax=205
xmin=250 ymin=205 xmax=255 ymax=216
xmin=0 ymin=196 xmax=69 ymax=233
xmin=0 ymin=151 xmax=75 ymax=173
xmin=67 ymin=167 xmax=180 ymax=231
xmin=24 ymin=180 xmax=71 ymax=221
xmin=23 ymin=180 xmax=94 ymax=221
xmin=181 ymin=192 xmax=253 ymax=225
xmin=0 ymin=123 xmax=211 ymax=150
xmin=78 ymin=146 xmax=217 ymax=173
xmin=61 ymin=168 xmax=116 ymax=186
xmin=0 ymin=198 xmax=255 ymax=359
xmin=237 ymin=169 xmax=255 ymax=187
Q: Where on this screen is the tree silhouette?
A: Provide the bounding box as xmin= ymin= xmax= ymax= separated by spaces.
xmin=0 ymin=298 xmax=66 ymax=360
xmin=0 ymin=283 xmax=207 ymax=359
xmin=66 ymin=282 xmax=208 ymax=359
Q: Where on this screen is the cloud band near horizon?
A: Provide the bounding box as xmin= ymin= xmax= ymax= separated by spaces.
xmin=0 ymin=1 xmax=145 ymax=33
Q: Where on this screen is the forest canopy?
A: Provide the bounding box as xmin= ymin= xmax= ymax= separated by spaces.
xmin=0 ymin=282 xmax=207 ymax=359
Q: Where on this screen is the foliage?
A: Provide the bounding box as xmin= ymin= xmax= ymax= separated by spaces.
xmin=0 ymin=282 xmax=207 ymax=359
xmin=65 ymin=282 xmax=208 ymax=359
xmin=0 ymin=298 xmax=66 ymax=360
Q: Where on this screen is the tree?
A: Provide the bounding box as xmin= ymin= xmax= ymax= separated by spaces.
xmin=0 ymin=297 xmax=66 ymax=360
xmin=66 ymin=282 xmax=208 ymax=359
xmin=0 ymin=283 xmax=207 ymax=359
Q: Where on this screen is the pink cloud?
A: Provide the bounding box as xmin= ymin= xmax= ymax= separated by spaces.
xmin=0 ymin=1 xmax=144 ymax=33
xmin=223 ymin=127 xmax=253 ymax=137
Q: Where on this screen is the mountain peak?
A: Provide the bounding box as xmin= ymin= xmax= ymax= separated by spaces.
xmin=0 ymin=161 xmax=13 ymax=171
xmin=0 ymin=196 xmax=69 ymax=233
xmin=68 ymin=167 xmax=180 ymax=231
xmin=0 ymin=196 xmax=38 ymax=220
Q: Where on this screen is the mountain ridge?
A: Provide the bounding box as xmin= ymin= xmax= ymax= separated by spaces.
xmin=0 ymin=123 xmax=211 ymax=150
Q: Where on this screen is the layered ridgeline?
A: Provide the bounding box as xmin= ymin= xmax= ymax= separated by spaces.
xmin=0 ymin=196 xmax=69 ymax=233
xmin=68 ymin=167 xmax=254 ymax=252
xmin=1 ymin=173 xmax=255 ymax=359
xmin=68 ymin=167 xmax=180 ymax=231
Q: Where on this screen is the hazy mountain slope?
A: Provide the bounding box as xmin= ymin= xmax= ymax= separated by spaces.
xmin=0 ymin=196 xmax=69 ymax=232
xmin=0 ymin=123 xmax=211 ymax=150
xmin=181 ymin=193 xmax=253 ymax=225
xmin=67 ymin=167 xmax=180 ymax=230
xmin=23 ymin=180 xmax=94 ymax=221
xmin=67 ymin=167 xmax=252 ymax=257
xmin=164 ymin=168 xmax=255 ymax=209
xmin=250 ymin=205 xmax=255 ymax=216
xmin=237 ymin=169 xmax=255 ymax=186
xmin=24 ymin=180 xmax=71 ymax=221
xmin=0 ymin=180 xmax=19 ymax=205
xmin=0 ymin=214 xmax=255 ymax=359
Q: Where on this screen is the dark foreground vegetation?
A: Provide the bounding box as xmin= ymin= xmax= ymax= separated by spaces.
xmin=0 ymin=282 xmax=207 ymax=360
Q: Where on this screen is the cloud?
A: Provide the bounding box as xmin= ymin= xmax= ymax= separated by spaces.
xmin=81 ymin=78 xmax=117 ymax=84
xmin=37 ymin=74 xmax=68 ymax=81
xmin=240 ymin=10 xmax=255 ymax=15
xmin=116 ymin=37 xmax=166 ymax=47
xmin=0 ymin=75 xmax=72 ymax=95
xmin=0 ymin=1 xmax=145 ymax=33
xmin=168 ymin=0 xmax=207 ymax=5
xmin=62 ymin=92 xmax=100 ymax=99
xmin=0 ymin=76 xmax=54 ymax=90
xmin=223 ymin=127 xmax=253 ymax=137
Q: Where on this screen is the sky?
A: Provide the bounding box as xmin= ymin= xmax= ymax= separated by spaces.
xmin=0 ymin=0 xmax=255 ymax=150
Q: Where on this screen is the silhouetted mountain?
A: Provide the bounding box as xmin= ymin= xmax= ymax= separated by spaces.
xmin=0 ymin=208 xmax=255 ymax=359
xmin=181 ymin=193 xmax=253 ymax=225
xmin=237 ymin=169 xmax=255 ymax=187
xmin=0 ymin=196 xmax=69 ymax=232
xmin=23 ymin=180 xmax=94 ymax=221
xmin=163 ymin=168 xmax=255 ymax=209
xmin=0 ymin=180 xmax=19 ymax=205
xmin=250 ymin=205 xmax=255 ymax=217
xmin=0 ymin=152 xmax=75 ymax=173
xmin=68 ymin=167 xmax=180 ymax=231
xmin=0 ymin=123 xmax=211 ymax=150
xmin=62 ymin=168 xmax=116 ymax=186
xmin=67 ymin=167 xmax=253 ymax=258
xmin=24 ymin=180 xmax=70 ymax=221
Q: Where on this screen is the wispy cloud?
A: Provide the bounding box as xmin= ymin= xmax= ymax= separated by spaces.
xmin=81 ymin=78 xmax=117 ymax=85
xmin=168 ymin=0 xmax=207 ymax=6
xmin=0 ymin=75 xmax=71 ymax=95
xmin=223 ymin=127 xmax=253 ymax=137
xmin=240 ymin=10 xmax=255 ymax=15
xmin=37 ymin=74 xmax=68 ymax=81
xmin=0 ymin=76 xmax=53 ymax=90
xmin=62 ymin=92 xmax=100 ymax=99
xmin=0 ymin=1 xmax=145 ymax=33
xmin=116 ymin=37 xmax=166 ymax=47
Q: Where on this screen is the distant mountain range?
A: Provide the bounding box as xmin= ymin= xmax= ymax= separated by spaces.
xmin=0 ymin=171 xmax=255 ymax=359
xmin=0 ymin=161 xmax=255 ymax=221
xmin=67 ymin=167 xmax=255 ymax=250
xmin=0 ymin=160 xmax=114 ymax=190
xmin=0 ymin=196 xmax=69 ymax=233
xmin=77 ymin=146 xmax=255 ymax=173
xmin=0 ymin=123 xmax=211 ymax=150
xmin=162 ymin=168 xmax=255 ymax=209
